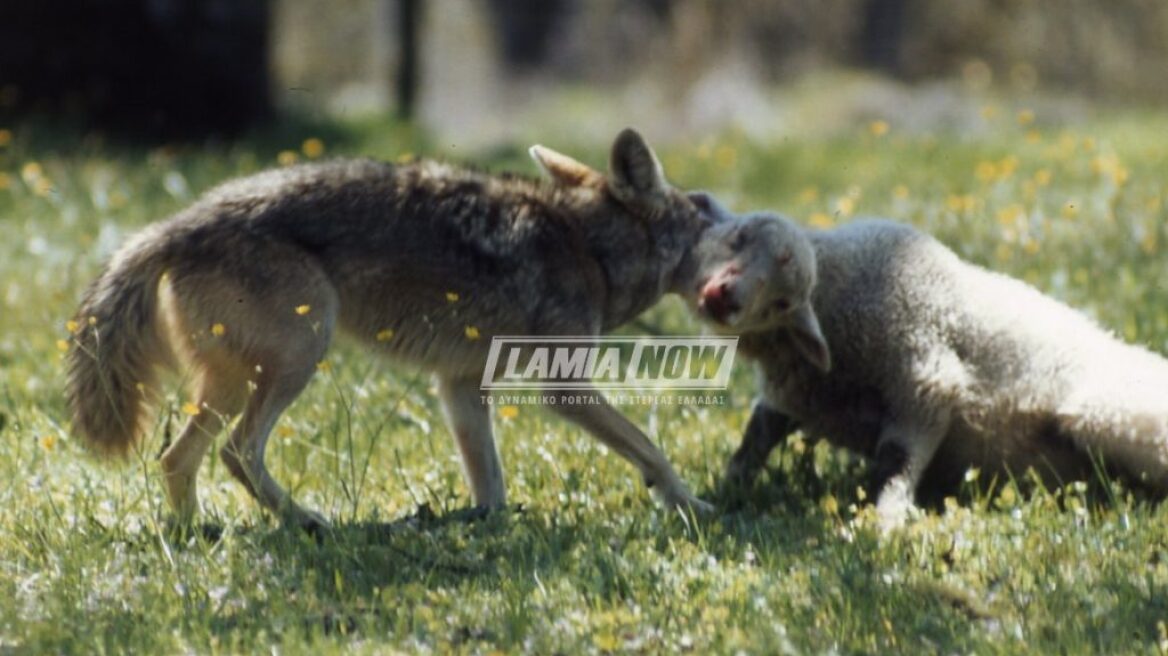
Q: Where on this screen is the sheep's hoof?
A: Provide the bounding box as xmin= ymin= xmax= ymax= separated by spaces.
xmin=724 ymin=454 xmax=764 ymax=488
xmin=875 ymin=497 xmax=918 ymax=534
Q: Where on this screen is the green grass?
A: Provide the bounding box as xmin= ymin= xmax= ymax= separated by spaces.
xmin=2 ymin=106 xmax=1168 ymax=654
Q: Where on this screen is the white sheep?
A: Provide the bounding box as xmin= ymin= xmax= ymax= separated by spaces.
xmin=679 ymin=199 xmax=1168 ymax=526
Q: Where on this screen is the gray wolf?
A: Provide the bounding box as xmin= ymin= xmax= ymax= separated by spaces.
xmin=680 ymin=202 xmax=1168 ymax=528
xmin=66 ymin=128 xmax=715 ymax=529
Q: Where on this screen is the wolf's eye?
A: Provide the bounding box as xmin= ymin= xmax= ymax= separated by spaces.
xmin=730 ymin=230 xmax=748 ymax=251
xmin=773 ymin=298 xmax=792 ymax=312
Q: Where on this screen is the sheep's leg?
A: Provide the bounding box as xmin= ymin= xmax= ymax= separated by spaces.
xmin=870 ymin=415 xmax=949 ymax=531
xmin=725 ymin=398 xmax=798 ymax=486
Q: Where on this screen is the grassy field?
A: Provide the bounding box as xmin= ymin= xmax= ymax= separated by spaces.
xmin=2 ymin=105 xmax=1168 ymax=654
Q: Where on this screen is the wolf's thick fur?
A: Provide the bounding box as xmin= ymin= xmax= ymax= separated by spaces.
xmin=681 ymin=206 xmax=1168 ymax=527
xmin=67 ymin=129 xmax=713 ymax=527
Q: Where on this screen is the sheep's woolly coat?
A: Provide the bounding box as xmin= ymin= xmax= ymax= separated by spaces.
xmin=715 ymin=215 xmax=1168 ymax=513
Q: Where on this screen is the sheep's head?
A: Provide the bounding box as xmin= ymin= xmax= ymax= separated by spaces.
xmin=680 ymin=204 xmax=831 ymax=372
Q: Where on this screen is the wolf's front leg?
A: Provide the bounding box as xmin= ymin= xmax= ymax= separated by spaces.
xmin=725 ymin=398 xmax=798 ymax=486
xmin=870 ymin=413 xmax=949 ymax=531
xmin=436 ymin=376 xmax=507 ymax=510
xmin=548 ymin=390 xmax=714 ymax=515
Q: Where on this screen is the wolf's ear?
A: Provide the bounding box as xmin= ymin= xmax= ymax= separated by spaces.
xmin=529 ymin=145 xmax=603 ymax=187
xmin=608 ymin=128 xmax=667 ymax=205
xmin=788 ymin=304 xmax=831 ymax=372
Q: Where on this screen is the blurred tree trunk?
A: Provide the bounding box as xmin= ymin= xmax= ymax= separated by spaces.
xmin=395 ymin=0 xmax=423 ymax=120
xmin=860 ymin=0 xmax=906 ymax=74
xmin=486 ymin=0 xmax=570 ymax=71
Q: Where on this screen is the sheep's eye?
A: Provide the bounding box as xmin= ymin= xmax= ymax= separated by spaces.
xmin=773 ymin=298 xmax=792 ymax=312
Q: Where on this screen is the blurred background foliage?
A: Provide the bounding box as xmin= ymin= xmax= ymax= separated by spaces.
xmin=1 ymin=0 xmax=1166 ymax=143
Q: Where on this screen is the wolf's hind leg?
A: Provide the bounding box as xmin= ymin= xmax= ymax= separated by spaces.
xmin=217 ymin=292 xmax=337 ymax=529
xmin=220 ymin=354 xmax=330 ymax=529
xmin=436 ymin=376 xmax=506 ymax=509
xmin=160 ymin=360 xmax=248 ymax=523
xmin=158 ymin=244 xmax=341 ymax=530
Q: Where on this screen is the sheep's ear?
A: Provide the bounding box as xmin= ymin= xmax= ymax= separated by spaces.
xmin=529 ymin=145 xmax=603 ymax=187
xmin=688 ymin=191 xmax=730 ymax=225
xmin=608 ymin=128 xmax=667 ymax=205
xmin=788 ymin=304 xmax=831 ymax=372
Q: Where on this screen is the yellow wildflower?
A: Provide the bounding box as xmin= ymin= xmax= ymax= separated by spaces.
xmin=996 ymin=204 xmax=1025 ymax=228
xmin=997 ymin=156 xmax=1019 ymax=179
xmin=20 ymin=161 xmax=42 ymax=184
xmin=808 ymin=212 xmax=834 ymax=228
xmin=1141 ymin=231 xmax=1157 ymax=255
xmin=301 ymin=137 xmax=325 ymax=159
xmin=820 ymin=494 xmax=839 ymax=515
xmin=594 ymin=633 xmax=620 ymax=651
xmin=714 ymin=145 xmax=737 ymax=168
xmin=945 ymin=194 xmax=977 ymax=214
xmin=975 ymin=161 xmax=998 ymax=183
xmin=835 ymin=196 xmax=855 ymax=217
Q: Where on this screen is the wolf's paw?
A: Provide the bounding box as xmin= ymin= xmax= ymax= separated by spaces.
xmin=164 ymin=516 xmax=224 ymax=543
xmin=446 ymin=503 xmax=523 ymax=523
xmin=683 ymin=497 xmax=717 ymax=517
xmin=287 ymin=507 xmax=332 ymax=537
xmin=659 ymin=489 xmax=717 ymax=518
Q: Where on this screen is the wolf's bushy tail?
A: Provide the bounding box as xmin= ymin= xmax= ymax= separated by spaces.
xmin=66 ymin=223 xmax=176 ymax=457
